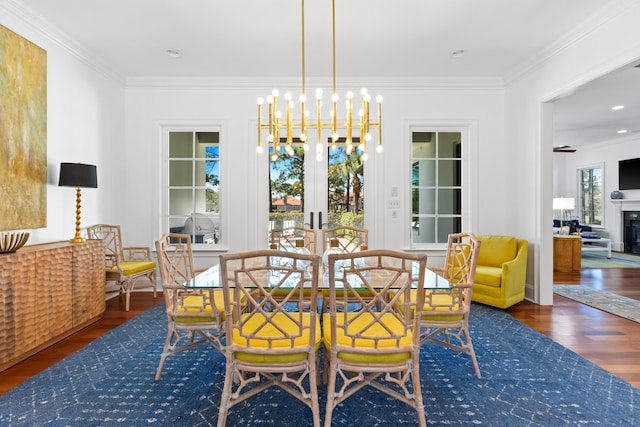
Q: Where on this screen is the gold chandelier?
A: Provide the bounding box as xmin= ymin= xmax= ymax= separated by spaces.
xmin=256 ymin=0 xmax=382 ymax=162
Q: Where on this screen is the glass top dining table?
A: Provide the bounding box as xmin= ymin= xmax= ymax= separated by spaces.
xmin=186 ymin=261 xmax=453 ymax=291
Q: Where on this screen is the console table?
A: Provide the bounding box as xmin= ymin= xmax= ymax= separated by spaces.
xmin=0 ymin=240 xmax=105 ymax=372
xmin=553 ymin=235 xmax=581 ymax=272
xmin=581 ymin=237 xmax=612 ymax=258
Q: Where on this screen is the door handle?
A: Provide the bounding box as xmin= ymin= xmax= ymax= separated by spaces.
xmin=309 ymin=211 xmax=314 ymax=230
xmin=318 ymin=212 xmax=322 ymax=230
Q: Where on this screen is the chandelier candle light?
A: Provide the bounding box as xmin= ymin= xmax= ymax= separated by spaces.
xmin=256 ymin=0 xmax=382 ymax=162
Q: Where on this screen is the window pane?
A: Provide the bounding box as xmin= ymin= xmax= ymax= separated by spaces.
xmin=411 ymin=216 xmax=435 ymax=244
xmin=207 ymin=186 xmax=220 ymax=214
xmin=169 ymin=132 xmax=193 ymax=158
xmin=437 ymin=132 xmax=461 ymax=158
xmin=167 ymin=130 xmax=221 ymax=246
xmin=269 ymin=145 xmax=305 ymax=228
xmin=412 ymin=160 xmax=435 ymax=186
xmin=328 ymin=145 xmax=364 ymax=228
xmin=412 ymin=133 xmax=435 ymax=158
xmin=169 ymin=160 xmax=192 ymax=186
xmin=410 ymin=129 xmax=464 ymax=247
xmin=580 ymin=167 xmax=602 ymax=226
xmin=437 ymin=217 xmax=461 ymax=242
xmin=438 ymin=160 xmax=461 ymax=186
xmin=437 ymin=189 xmax=461 ymax=214
xmin=412 ymin=188 xmax=435 ymax=215
xmin=169 ymin=189 xmax=192 ymax=215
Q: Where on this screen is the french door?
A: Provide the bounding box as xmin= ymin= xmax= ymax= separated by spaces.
xmin=267 ymin=140 xmax=365 ymax=253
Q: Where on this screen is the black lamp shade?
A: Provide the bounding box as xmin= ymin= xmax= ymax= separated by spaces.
xmin=58 ymin=163 xmax=98 ymax=188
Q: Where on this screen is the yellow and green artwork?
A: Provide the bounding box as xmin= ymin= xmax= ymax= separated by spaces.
xmin=0 ymin=24 xmax=47 ymax=230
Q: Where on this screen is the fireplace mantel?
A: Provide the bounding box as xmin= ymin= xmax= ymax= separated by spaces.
xmin=611 ymin=199 xmax=640 ymax=211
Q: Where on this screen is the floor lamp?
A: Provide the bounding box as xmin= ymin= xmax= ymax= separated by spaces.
xmin=59 ymin=163 xmax=98 ymax=243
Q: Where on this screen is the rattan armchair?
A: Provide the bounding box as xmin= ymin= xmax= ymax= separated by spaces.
xmin=320 ymin=226 xmax=369 ymax=313
xmin=87 ymin=224 xmax=157 ymax=311
xmin=218 ymin=250 xmax=321 ymax=427
xmin=154 ymin=233 xmax=225 ymax=380
xmin=421 ymin=232 xmax=482 ymax=378
xmin=323 ymin=249 xmax=428 ymax=427
xmin=321 ymin=226 xmax=368 ymax=254
xmin=269 ymin=226 xmax=317 ymax=254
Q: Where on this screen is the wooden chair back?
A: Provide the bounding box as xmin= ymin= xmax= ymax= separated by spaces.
xmin=153 ymin=233 xmax=224 ymax=380
xmin=218 ymin=249 xmax=322 ymax=425
xmin=321 ymin=226 xmax=368 ymax=253
xmin=324 ymin=249 xmax=428 ymax=426
xmin=269 ymin=226 xmax=317 ymax=254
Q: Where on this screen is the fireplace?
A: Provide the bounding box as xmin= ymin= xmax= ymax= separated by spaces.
xmin=623 ymin=211 xmax=640 ymax=254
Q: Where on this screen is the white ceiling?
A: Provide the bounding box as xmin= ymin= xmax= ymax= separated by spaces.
xmin=17 ymin=0 xmax=640 ymax=149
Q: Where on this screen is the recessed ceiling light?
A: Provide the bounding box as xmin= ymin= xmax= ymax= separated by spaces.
xmin=617 ymin=129 xmax=628 ymax=134
xmin=611 ymin=105 xmax=625 ymax=111
xmin=452 ymin=49 xmax=465 ymax=58
xmin=166 ymin=49 xmax=182 ymax=58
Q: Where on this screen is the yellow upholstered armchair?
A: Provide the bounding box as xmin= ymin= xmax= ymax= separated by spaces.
xmin=471 ymin=235 xmax=528 ymax=309
xmin=87 ymin=224 xmax=157 ymax=311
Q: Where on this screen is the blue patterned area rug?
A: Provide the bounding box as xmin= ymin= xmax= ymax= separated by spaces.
xmin=1 ymin=303 xmax=638 ymax=426
xmin=554 ymin=285 xmax=640 ymax=323
xmin=582 ymin=251 xmax=640 ymax=269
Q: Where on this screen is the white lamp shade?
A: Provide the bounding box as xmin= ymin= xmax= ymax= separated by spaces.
xmin=552 ymin=197 xmax=575 ymax=210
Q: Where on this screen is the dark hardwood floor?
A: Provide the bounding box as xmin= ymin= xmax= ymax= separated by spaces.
xmin=508 ymin=267 xmax=640 ymax=388
xmin=1 ymin=268 xmax=639 ymax=395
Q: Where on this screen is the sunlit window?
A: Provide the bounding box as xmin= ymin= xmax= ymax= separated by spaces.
xmin=579 ymin=166 xmax=602 ymax=226
xmin=411 ymin=131 xmax=463 ymax=246
xmin=166 ymin=131 xmax=221 ymax=246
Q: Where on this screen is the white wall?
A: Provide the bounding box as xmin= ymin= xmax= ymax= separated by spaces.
xmin=1 ymin=1 xmax=125 ymax=245
xmin=556 ymin=136 xmax=640 ymax=250
xmin=505 ymin=1 xmax=640 ymax=304
xmin=124 ymin=81 xmax=505 ymax=268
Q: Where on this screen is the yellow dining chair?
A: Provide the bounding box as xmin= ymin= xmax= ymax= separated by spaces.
xmin=87 ymin=224 xmax=157 ymax=311
xmin=218 ymin=250 xmax=321 ymax=427
xmin=270 ymin=226 xmax=317 ymax=254
xmin=320 ymin=226 xmax=369 ymax=313
xmin=154 ymin=233 xmax=225 ymax=380
xmin=324 ymin=249 xmax=427 ymax=427
xmin=421 ymin=232 xmax=482 ymax=378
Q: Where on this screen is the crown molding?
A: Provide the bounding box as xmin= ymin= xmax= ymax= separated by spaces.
xmin=2 ymin=0 xmax=125 ymax=86
xmin=125 ymin=75 xmax=504 ymax=91
xmin=504 ymin=0 xmax=640 ymax=85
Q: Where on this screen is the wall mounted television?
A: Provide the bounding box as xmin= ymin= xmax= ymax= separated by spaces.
xmin=619 ymin=157 xmax=640 ymax=190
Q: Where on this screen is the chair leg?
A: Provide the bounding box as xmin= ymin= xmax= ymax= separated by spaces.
xmin=217 ymin=356 xmax=234 ymax=427
xmin=124 ymin=280 xmax=132 ymax=312
xmin=155 ymin=328 xmax=175 ymax=380
xmin=463 ymin=327 xmax=482 ymax=379
xmin=308 ymin=358 xmax=321 ymax=427
xmin=412 ymin=359 xmax=427 ymax=427
xmin=324 ymin=361 xmax=337 ymax=427
xmin=150 ymin=271 xmax=157 ymax=299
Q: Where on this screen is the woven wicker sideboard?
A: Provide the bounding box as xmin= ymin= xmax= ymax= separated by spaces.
xmin=0 ymin=240 xmax=105 ymax=372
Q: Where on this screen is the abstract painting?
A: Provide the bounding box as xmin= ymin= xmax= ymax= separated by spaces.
xmin=0 ymin=24 xmax=47 ymax=230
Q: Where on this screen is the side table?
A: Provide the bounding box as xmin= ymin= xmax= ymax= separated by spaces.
xmin=553 ymin=235 xmax=581 ymax=272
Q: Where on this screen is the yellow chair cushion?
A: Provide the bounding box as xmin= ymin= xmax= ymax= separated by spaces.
xmin=474 ymin=265 xmax=502 ymax=287
xmin=322 ymin=312 xmax=411 ymax=363
xmin=397 ymin=290 xmax=465 ymax=322
xmin=233 ymin=312 xmax=320 ymax=364
xmin=110 ymin=260 xmax=157 ymax=276
xmin=173 ymin=292 xmax=225 ymax=323
xmin=476 ymin=236 xmax=517 ymax=268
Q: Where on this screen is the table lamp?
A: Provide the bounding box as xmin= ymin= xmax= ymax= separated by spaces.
xmin=552 ymin=197 xmax=575 ymax=228
xmin=59 ymin=163 xmax=98 ymax=243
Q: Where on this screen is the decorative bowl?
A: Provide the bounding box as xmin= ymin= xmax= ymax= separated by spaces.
xmin=0 ymin=231 xmax=30 ymax=253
